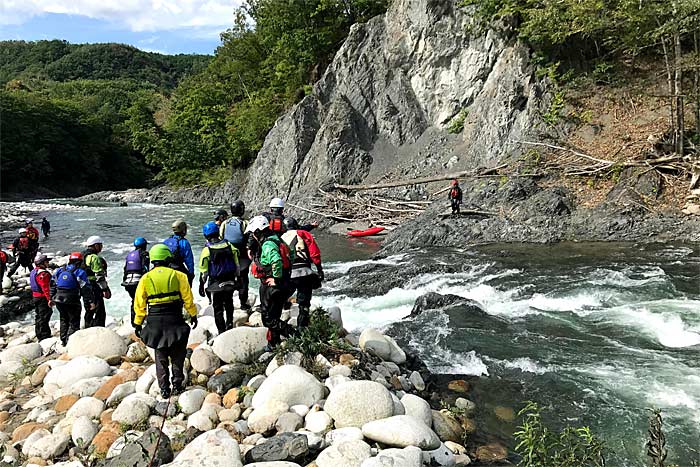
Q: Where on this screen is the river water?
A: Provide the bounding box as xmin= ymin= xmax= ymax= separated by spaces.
xmin=4 ymin=201 xmax=699 ymax=466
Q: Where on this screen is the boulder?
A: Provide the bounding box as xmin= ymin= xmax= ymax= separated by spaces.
xmin=401 ymin=394 xmax=432 ymax=427
xmin=22 ymin=429 xmax=70 ymax=459
xmin=190 ymin=346 xmax=221 ymax=376
xmin=243 ymin=432 xmax=309 ymax=463
xmin=66 ymin=327 xmax=127 ymax=360
xmin=178 ymin=388 xmax=207 ymax=415
xmin=43 ymin=356 xmax=111 ymax=389
xmin=431 ymin=410 xmax=464 ymax=443
xmin=248 ymin=400 xmax=289 ymax=434
xmin=252 ymin=365 xmax=325 ymax=409
xmin=71 ymin=416 xmax=98 ymax=448
xmin=0 ymin=342 xmax=42 ymax=363
xmin=305 ymin=410 xmax=333 ymax=433
xmin=212 ymin=327 xmax=268 ymax=364
xmin=316 ymin=439 xmax=371 ymax=467
xmin=361 ymin=446 xmax=423 ymax=467
xmin=112 ymin=394 xmax=151 ymax=427
xmin=324 ymin=381 xmax=393 ymax=428
xmin=361 ymin=415 xmax=441 ymax=449
xmin=124 ymin=341 xmax=149 ymax=363
xmin=207 ymin=366 xmax=245 ymax=395
xmin=65 ymin=397 xmax=104 ymax=420
xmin=358 ymin=329 xmax=405 ymax=364
xmin=161 ymin=428 xmax=242 ymax=467
xmin=106 ymin=381 xmax=136 ymax=408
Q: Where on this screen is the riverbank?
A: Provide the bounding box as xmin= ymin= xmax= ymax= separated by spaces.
xmin=0 ymin=300 xmax=504 ymax=466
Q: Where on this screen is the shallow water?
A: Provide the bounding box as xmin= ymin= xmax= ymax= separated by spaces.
xmin=4 ymin=201 xmax=699 ymax=466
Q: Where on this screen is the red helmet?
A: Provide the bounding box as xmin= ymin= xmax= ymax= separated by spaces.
xmin=69 ymin=252 xmax=83 ymax=261
xmin=451 ymin=179 xmax=459 ymax=186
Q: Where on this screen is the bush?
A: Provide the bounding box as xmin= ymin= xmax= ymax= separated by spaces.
xmin=514 ymin=401 xmax=606 ymax=467
xmin=277 ymin=307 xmax=350 ymax=361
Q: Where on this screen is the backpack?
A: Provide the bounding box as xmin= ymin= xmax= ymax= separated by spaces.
xmin=55 ymin=265 xmax=80 ymax=290
xmin=207 ymin=241 xmax=238 ymax=280
xmin=163 ymin=236 xmax=185 ymax=270
xmin=222 ymin=218 xmax=245 ymax=247
xmin=269 ymin=215 xmax=285 ymax=234
xmin=251 ymin=236 xmax=296 ymax=279
xmin=0 ymin=251 xmax=6 ymax=265
xmin=124 ymin=249 xmax=145 ymax=274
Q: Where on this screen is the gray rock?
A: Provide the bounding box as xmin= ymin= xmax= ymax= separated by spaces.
xmin=409 ymin=371 xmax=425 ymax=392
xmin=99 ymin=428 xmax=173 ymax=467
xmin=401 ymin=394 xmax=432 ymax=427
xmin=316 ymin=439 xmax=371 ymax=467
xmin=361 ymin=415 xmax=441 ymax=449
xmin=244 ymin=433 xmax=309 ymax=463
xmin=207 ymin=366 xmax=245 ymax=395
xmin=427 ymin=442 xmax=457 ymax=466
xmin=324 ymin=380 xmax=394 ymax=428
xmin=431 ymin=410 xmax=464 ymax=443
xmin=190 ymin=346 xmax=220 ymax=376
xmin=155 ymin=400 xmax=178 ymax=418
xmin=275 ymin=412 xmax=303 ymax=433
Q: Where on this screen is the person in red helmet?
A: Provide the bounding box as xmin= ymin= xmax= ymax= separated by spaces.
xmin=448 ymin=179 xmax=463 ymax=215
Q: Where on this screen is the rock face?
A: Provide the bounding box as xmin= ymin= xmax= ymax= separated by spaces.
xmin=66 ymin=328 xmax=127 ymax=359
xmin=324 ymin=380 xmax=394 ymax=428
xmin=243 ymin=0 xmax=540 ymax=211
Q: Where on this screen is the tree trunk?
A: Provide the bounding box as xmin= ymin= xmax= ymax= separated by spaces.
xmin=658 ymin=32 xmax=676 ymax=151
xmin=674 ymin=30 xmax=684 ymax=156
xmin=694 ymin=32 xmax=700 ymax=135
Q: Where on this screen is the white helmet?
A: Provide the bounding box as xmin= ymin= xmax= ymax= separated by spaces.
xmin=269 ymin=198 xmax=285 ymax=209
xmin=24 ymin=218 xmax=33 ymax=224
xmin=18 ymin=228 xmax=26 ymax=234
xmin=86 ymin=235 xmax=104 ymax=246
xmin=245 ymin=215 xmax=270 ymax=234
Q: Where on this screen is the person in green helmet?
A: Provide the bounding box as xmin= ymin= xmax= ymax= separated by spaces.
xmin=133 ymin=243 xmax=197 ymax=399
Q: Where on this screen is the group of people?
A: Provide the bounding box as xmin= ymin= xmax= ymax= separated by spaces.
xmin=21 ymin=198 xmax=325 ymax=399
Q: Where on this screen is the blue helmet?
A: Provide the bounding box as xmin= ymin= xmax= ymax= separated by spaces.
xmin=202 ymin=221 xmax=219 ymax=238
xmin=133 ymin=237 xmax=147 ymax=248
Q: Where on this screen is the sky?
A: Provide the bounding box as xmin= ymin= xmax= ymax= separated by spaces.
xmin=0 ymin=0 xmax=245 ymax=55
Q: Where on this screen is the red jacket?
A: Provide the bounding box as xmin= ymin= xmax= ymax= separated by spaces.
xmin=30 ymin=267 xmax=52 ymax=302
xmin=26 ymin=226 xmax=40 ymax=242
xmin=296 ymin=229 xmax=322 ymax=266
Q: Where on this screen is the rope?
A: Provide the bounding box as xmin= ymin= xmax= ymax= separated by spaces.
xmin=147 ymin=393 xmax=172 ymax=467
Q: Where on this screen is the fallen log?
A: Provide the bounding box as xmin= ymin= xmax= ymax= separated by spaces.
xmin=287 ymin=203 xmax=355 ymax=222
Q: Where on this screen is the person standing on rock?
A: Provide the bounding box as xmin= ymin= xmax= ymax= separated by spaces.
xmin=30 ymin=253 xmax=53 ymax=341
xmin=246 ymin=215 xmax=295 ymax=351
xmin=221 ymin=200 xmax=251 ymax=310
xmin=24 ymin=219 xmax=40 ymax=261
xmin=122 ymin=237 xmax=150 ymax=326
xmin=41 ymin=217 xmax=51 ymax=238
xmin=265 ymin=198 xmax=318 ymax=232
xmin=133 ymin=243 xmax=197 ymax=398
xmin=0 ymin=248 xmax=7 ymax=285
xmin=199 ymin=221 xmax=240 ymax=333
xmin=82 ymin=236 xmax=111 ymax=327
xmin=51 ymin=252 xmax=95 ymax=346
xmin=7 ymin=228 xmax=33 ymax=277
xmin=449 ymin=179 xmax=463 ymax=215
xmin=282 ymin=217 xmax=324 ymax=328
xmin=164 ymin=220 xmax=195 ymax=286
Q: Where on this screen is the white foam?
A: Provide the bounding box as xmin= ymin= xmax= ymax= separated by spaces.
xmin=500 ymin=357 xmax=552 ymax=375
xmin=588 ymin=266 xmax=668 ymax=288
xmin=607 ymin=304 xmax=700 ymax=348
xmin=324 ymin=254 xmax=408 ymax=275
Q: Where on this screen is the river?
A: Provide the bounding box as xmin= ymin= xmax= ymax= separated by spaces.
xmin=3 ymin=201 xmax=699 ymax=466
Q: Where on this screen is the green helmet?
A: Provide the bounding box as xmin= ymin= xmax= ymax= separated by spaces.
xmin=150 ymin=243 xmax=172 ymax=262
xmin=172 ymin=219 xmax=187 ymax=235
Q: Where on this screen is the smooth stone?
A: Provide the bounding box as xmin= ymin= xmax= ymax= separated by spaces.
xmin=71 ymin=416 xmax=98 ymax=448
xmin=329 ymin=365 xmax=352 ymax=378
xmin=248 ymin=400 xmax=289 ymax=434
xmin=65 ymin=397 xmax=104 ymax=420
xmin=207 ymin=366 xmax=245 ymax=395
xmin=305 ymin=410 xmax=333 ymax=433
xmin=409 ymin=371 xmax=425 ymax=392
xmin=431 ymin=410 xmax=464 ymax=444
xmin=316 ymin=439 xmax=371 ymax=467
xmin=161 ymin=428 xmax=242 ymax=467
xmin=0 ymin=342 xmax=42 ymax=363
xmin=252 ymin=365 xmax=325 ymax=409
xmin=212 ymin=327 xmax=268 ymax=364
xmin=22 ymin=429 xmax=70 ymax=459
xmin=275 ymin=412 xmax=303 ymax=433
xmin=325 ymin=375 xmax=351 ymax=392
xmin=43 ymin=356 xmax=111 ymax=389
xmin=219 ymin=406 xmax=241 ymax=422
xmin=324 ymin=381 xmax=394 ymax=428
xmin=69 ymin=376 xmax=110 ymax=397
xmin=391 ymin=394 xmax=405 ymax=416
xmin=187 ymin=411 xmax=215 ymax=431
xmin=247 ymin=375 xmax=266 ymax=391
xmin=360 ymin=446 xmax=422 ymax=467
xmin=106 ymin=381 xmax=136 ymax=408
xmin=289 ymin=405 xmax=309 ymax=418
xmin=325 ymin=427 xmax=364 ymax=446
xmin=190 ymin=346 xmax=221 ymax=376
xmin=401 ymin=394 xmax=432 ymax=427
xmin=361 ymin=415 xmax=441 ymax=449
xmin=66 ymin=327 xmax=127 ymax=360
xmin=178 ymin=388 xmax=207 ymax=415
xmin=112 ymin=394 xmax=151 ymax=426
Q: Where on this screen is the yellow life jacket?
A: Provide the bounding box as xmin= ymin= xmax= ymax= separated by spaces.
xmin=143 ymin=267 xmax=182 ymax=306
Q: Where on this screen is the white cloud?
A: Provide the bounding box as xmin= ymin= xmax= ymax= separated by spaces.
xmin=0 ymin=0 xmax=242 ymax=36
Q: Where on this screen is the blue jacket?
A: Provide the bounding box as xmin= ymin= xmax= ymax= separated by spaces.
xmin=170 ymin=235 xmax=195 ymax=277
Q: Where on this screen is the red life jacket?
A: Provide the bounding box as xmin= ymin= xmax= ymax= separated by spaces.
xmin=269 ymin=216 xmax=285 ymax=234
xmin=450 ymin=188 xmax=459 ymax=199
xmin=0 ymin=251 xmax=6 ymax=264
xmin=18 ymin=237 xmax=30 ymax=251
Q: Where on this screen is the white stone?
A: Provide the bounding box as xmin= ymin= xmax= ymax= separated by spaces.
xmin=66 ymin=327 xmax=127 ymax=360
xmin=325 ymin=427 xmax=364 ymax=446
xmin=247 ymin=400 xmax=289 ymax=434
xmin=212 ymin=327 xmax=268 ymax=364
xmin=361 ymin=446 xmax=423 ymax=467
xmin=43 ymin=356 xmax=111 ymax=389
xmin=252 ymin=365 xmax=325 ymax=409
xmin=162 ymin=428 xmax=243 ymax=467
xmin=135 ymin=365 xmax=156 ymax=393
xmin=324 ymin=380 xmax=394 ymax=428
xmin=401 ymin=394 xmax=432 ymax=427
xmin=187 ymin=316 xmax=218 ymax=346
xmin=22 ymin=429 xmax=69 ymax=459
xmin=325 ymin=375 xmax=352 ymax=392
xmin=188 ymin=411 xmax=215 ymax=431
xmin=69 ymin=376 xmax=110 ymax=397
xmin=290 ymin=405 xmax=309 ymax=418
xmin=409 ymin=371 xmax=425 ymax=391
xmin=125 ymin=341 xmax=149 ymax=363
xmin=0 ymin=361 xmax=23 ymax=379
xmin=66 ymin=397 xmax=104 ymax=420
xmin=294 ymin=430 xmax=324 ymax=450
xmin=265 ymin=352 xmax=303 ymax=376
xmin=178 ymin=388 xmax=207 ymax=415
xmin=316 ymin=439 xmax=371 ymax=467
xmin=358 ymin=329 xmax=405 ymax=364
xmin=305 ymin=410 xmax=333 ymax=433
xmin=71 ymin=416 xmax=98 ymax=448
xmin=245 ymin=463 xmax=301 ymax=467
xmin=248 ymin=311 xmax=264 ymax=327
xmin=329 ymin=365 xmax=352 ymax=378
xmin=248 ymin=375 xmax=266 ymax=391
xmin=190 ymin=346 xmax=221 ymax=376
xmin=361 ymin=415 xmax=441 ymax=450
xmin=36 ymin=409 xmax=57 ymax=424
xmin=427 ymin=443 xmax=457 ymax=466
xmin=112 ymin=394 xmax=151 ymax=426
xmin=0 ymin=342 xmax=42 ymax=363
xmin=106 ymin=381 xmax=136 ymax=407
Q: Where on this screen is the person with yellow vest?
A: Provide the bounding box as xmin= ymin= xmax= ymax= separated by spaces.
xmin=133 ymin=243 xmax=197 ymax=398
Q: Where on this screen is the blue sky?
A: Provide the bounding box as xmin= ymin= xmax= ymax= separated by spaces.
xmin=0 ymin=1 xmax=244 ymax=55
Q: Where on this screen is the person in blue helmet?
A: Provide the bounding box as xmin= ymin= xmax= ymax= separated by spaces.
xmin=199 ymin=221 xmax=240 ymax=333
xmin=164 ymin=220 xmax=195 ymax=286
xmin=52 ymin=252 xmax=95 ymax=346
xmin=122 ymin=237 xmax=150 ymax=326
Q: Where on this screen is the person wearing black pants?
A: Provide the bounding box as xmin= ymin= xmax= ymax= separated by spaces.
xmin=29 ymin=254 xmax=53 ymax=341
xmin=52 ymin=252 xmax=95 ymax=346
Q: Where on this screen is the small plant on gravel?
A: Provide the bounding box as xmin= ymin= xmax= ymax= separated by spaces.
xmin=440 ymin=399 xmax=467 ymax=418
xmin=447 ymin=108 xmax=469 ymax=134
xmin=278 ymin=307 xmax=351 ymax=364
xmin=514 ymin=401 xmax=606 ymax=467
xmin=8 ymin=358 xmax=37 ymax=386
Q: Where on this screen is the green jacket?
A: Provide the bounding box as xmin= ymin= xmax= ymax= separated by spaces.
xmin=83 ymin=247 xmax=109 ymax=289
xmin=260 ymin=235 xmax=283 ymax=279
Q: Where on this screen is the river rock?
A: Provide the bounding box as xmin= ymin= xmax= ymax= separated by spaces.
xmin=245 ymin=463 xmax=300 ymax=467
xmin=124 ymin=341 xmax=149 ymax=363
xmin=22 ymin=429 xmax=70 ymax=459
xmin=66 ymin=327 xmax=127 ymax=360
xmin=43 ymin=356 xmax=111 ymax=389
xmin=266 ymin=352 xmax=303 ymax=375
xmin=207 ymin=366 xmax=245 ymax=394
xmin=162 ymin=428 xmax=242 ymax=467
xmin=358 ymin=329 xmax=405 ymax=364
xmin=106 ymin=381 xmax=136 ymax=407
xmin=244 ymin=432 xmax=309 ymax=463
xmin=112 ymin=394 xmax=151 ymax=427
xmin=316 ymin=439 xmax=371 ymax=467
xmin=190 ymin=346 xmax=220 ymax=376
xmin=178 ymin=388 xmax=207 ymax=415
xmin=431 ymin=410 xmax=464 ymax=443
xmin=408 ymin=371 xmax=425 ymax=391
xmin=69 ymin=375 xmax=110 ymax=397
xmin=212 ymin=327 xmax=268 ymax=363
xmin=248 ymin=400 xmax=289 ymax=434
xmin=325 ymin=427 xmax=364 ymax=446
xmin=0 ymin=342 xmax=42 ymax=363
xmin=304 ymin=410 xmax=333 ymax=433
xmin=252 ymin=365 xmax=325 ymax=409
xmin=30 ymin=364 xmax=50 ymax=386
xmin=324 ymin=380 xmax=394 ymax=428
xmin=401 ymin=394 xmax=432 ymax=427
xmin=362 ymin=415 xmax=441 ymax=449
xmin=276 ymin=412 xmax=303 ymax=433
xmin=135 ymin=365 xmax=157 ymax=393
xmin=71 ymin=416 xmax=98 ymax=448
xmin=66 ymin=397 xmax=104 ymax=420
xmin=361 ymin=446 xmax=423 ymax=467
xmin=187 ymin=411 xmax=215 ymax=431
xmin=0 ymin=361 xmax=23 ymax=379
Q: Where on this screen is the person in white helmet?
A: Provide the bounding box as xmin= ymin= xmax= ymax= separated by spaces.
xmin=249 ymin=198 xmax=318 ymax=261
xmin=82 ymin=235 xmax=111 ymax=327
xmin=7 ymin=228 xmax=32 ymax=277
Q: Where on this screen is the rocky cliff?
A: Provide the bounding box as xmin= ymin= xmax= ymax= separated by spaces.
xmin=244 ymin=0 xmax=543 ymax=211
